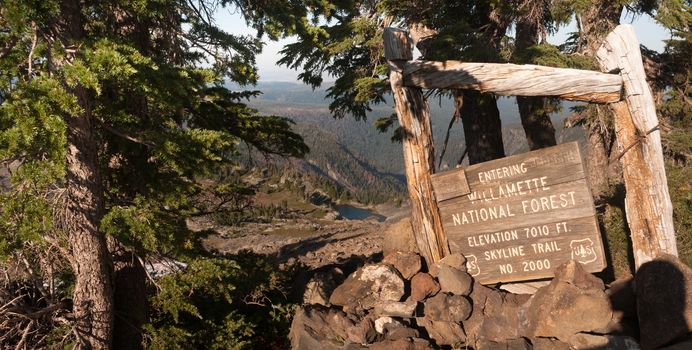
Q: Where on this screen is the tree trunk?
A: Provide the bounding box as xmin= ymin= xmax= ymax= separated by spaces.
xmin=517 ymin=96 xmax=557 ymax=150
xmin=576 ymin=0 xmax=624 ymax=199
xmin=60 ymin=1 xmax=114 ymax=348
xmin=577 ymin=1 xmax=622 ymax=55
xmin=456 ymin=90 xmax=505 ymax=164
xmin=596 ymin=25 xmax=678 ymax=267
xmin=583 ymin=117 xmax=613 ymax=197
xmin=111 ymin=240 xmax=147 ymax=350
xmin=385 ymin=28 xmax=450 ymax=265
xmin=514 ymin=9 xmax=557 ymax=150
xmin=65 ymin=87 xmax=114 ymax=349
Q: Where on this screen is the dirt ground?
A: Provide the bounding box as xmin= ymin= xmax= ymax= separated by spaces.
xmin=194 ymin=217 xmax=390 ymax=269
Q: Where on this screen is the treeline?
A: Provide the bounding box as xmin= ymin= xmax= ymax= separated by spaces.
xmin=0 ymin=1 xmax=688 ymax=349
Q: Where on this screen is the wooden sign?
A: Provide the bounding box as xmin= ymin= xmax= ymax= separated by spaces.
xmin=431 ymin=142 xmax=606 ymax=284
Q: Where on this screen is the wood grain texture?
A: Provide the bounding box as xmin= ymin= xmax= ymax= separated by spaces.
xmin=431 ymin=142 xmax=606 ymax=284
xmin=402 ymin=60 xmax=623 ymax=103
xmin=431 ymin=168 xmax=470 ymax=201
xmin=384 ymin=28 xmax=412 ymax=61
xmin=596 ymin=24 xmax=677 ymax=268
xmin=385 ymin=28 xmax=449 ymax=264
xmin=451 ymin=216 xmax=606 ymax=284
xmin=434 ymin=142 xmax=584 ymax=202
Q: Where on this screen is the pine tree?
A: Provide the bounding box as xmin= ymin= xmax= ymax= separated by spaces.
xmin=514 ymin=0 xmax=559 ymax=150
xmin=0 ymin=1 xmax=307 ymax=348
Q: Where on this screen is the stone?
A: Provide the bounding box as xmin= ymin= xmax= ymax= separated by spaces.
xmin=410 ymin=338 xmax=435 ymax=350
xmin=347 ymin=317 xmax=379 ymax=345
xmin=519 ymin=260 xmax=612 ymax=341
xmin=374 ymin=316 xmax=405 ymax=334
xmin=476 ymin=338 xmax=532 ymax=350
xmin=499 ymin=280 xmax=550 ymax=294
xmin=463 ymin=282 xmax=530 ymax=342
xmin=658 ymin=336 xmax=692 ymax=350
xmin=368 ymin=338 xmax=434 ymax=350
xmin=410 ymin=272 xmax=440 ymax=301
xmin=530 ymin=337 xmax=571 ymax=350
xmin=636 ymin=254 xmax=692 ymax=350
xmin=303 ymin=267 xmax=345 ymax=306
xmin=387 ymin=327 xmax=420 ymax=341
xmin=416 ymin=317 xmax=466 ymax=346
xmin=429 ymin=253 xmax=467 ymax=276
xmin=382 ymin=218 xmax=417 ymax=255
xmin=568 ymin=333 xmax=641 ymax=350
xmin=368 ymin=339 xmax=411 ymax=350
xmin=440 ymin=253 xmax=467 ymax=271
xmin=373 ymin=300 xmax=417 ymax=318
xmin=554 ymin=260 xmax=605 ymax=290
xmin=329 ymin=264 xmax=405 ymax=311
xmin=290 ymin=305 xmax=355 ymax=350
xmin=423 ymin=293 xmax=472 ymax=322
xmin=383 ymin=251 xmax=422 ymax=280
xmin=605 ymin=275 xmax=638 ymax=336
xmin=437 ymin=265 xmax=473 ymax=296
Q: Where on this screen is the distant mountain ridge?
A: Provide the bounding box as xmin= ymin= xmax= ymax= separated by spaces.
xmin=232 ymin=81 xmax=585 ymax=202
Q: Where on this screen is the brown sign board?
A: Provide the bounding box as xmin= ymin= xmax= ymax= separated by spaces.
xmin=431 ymin=142 xmax=606 ymax=284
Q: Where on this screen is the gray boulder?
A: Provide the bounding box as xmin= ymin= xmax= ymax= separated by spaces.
xmin=329 ymin=264 xmax=405 ymax=312
xmin=437 ymin=265 xmax=473 ymax=296
xmin=423 ymin=293 xmax=472 ymax=322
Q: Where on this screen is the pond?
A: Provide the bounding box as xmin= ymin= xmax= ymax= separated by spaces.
xmin=335 ymin=204 xmax=386 ymax=222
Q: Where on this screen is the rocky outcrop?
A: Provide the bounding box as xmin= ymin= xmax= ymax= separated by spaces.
xmin=293 ymin=252 xmax=692 ymax=350
xmin=519 ymin=261 xmax=612 ymax=341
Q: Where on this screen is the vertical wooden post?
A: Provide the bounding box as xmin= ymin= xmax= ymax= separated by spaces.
xmin=596 ymin=24 xmax=677 ymax=268
xmin=384 ymin=28 xmax=450 ymax=264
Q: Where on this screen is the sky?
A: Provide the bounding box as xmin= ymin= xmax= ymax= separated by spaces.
xmin=217 ymin=8 xmax=672 ymax=82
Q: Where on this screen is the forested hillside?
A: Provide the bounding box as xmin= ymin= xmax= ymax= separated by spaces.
xmin=240 ymin=82 xmax=585 ymax=188
xmin=0 ymin=1 xmax=688 ymax=349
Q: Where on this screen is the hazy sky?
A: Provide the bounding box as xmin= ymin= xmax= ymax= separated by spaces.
xmin=217 ymin=8 xmax=672 ymax=82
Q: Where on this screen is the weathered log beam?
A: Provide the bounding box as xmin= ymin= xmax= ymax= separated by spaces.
xmin=402 ymin=60 xmax=623 ymax=103
xmin=384 ymin=28 xmax=450 ymax=264
xmin=596 ymin=24 xmax=677 ymax=268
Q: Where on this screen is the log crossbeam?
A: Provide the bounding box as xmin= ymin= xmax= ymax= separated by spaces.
xmin=401 ymin=60 xmax=624 ymax=103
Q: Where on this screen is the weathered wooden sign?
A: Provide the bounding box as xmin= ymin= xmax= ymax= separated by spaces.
xmin=431 ymin=142 xmax=606 ymax=284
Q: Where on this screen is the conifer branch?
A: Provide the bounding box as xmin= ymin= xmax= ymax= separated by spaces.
xmin=0 ymin=36 xmax=18 ymax=59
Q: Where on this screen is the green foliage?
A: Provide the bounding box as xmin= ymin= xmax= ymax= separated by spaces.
xmin=145 ymin=253 xmax=297 ymax=349
xmin=0 ymin=1 xmax=309 ymax=347
xmin=513 ymin=43 xmax=596 ymax=69
xmin=599 ymin=194 xmax=635 ymax=279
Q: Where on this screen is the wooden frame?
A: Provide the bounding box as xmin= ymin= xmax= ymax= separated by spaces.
xmin=384 ymin=24 xmax=677 ymax=270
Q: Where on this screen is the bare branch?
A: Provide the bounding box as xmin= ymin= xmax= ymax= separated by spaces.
xmin=27 ymin=21 xmax=38 ymax=78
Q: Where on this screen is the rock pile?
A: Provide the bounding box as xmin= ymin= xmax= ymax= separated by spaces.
xmin=290 ymin=252 xmax=692 ymax=350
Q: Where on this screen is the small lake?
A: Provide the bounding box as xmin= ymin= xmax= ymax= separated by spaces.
xmin=335 ymin=204 xmax=386 ymax=222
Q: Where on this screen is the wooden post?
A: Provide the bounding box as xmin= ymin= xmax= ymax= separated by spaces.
xmin=596 ymin=24 xmax=677 ymax=268
xmin=384 ymin=28 xmax=450 ymax=264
